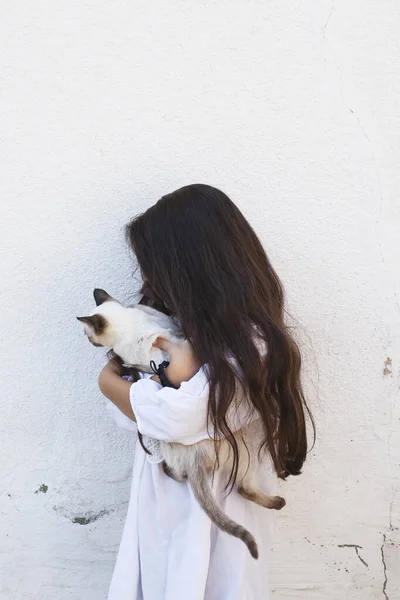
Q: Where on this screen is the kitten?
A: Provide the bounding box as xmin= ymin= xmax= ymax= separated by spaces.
xmin=78 ymin=289 xmax=285 ymax=559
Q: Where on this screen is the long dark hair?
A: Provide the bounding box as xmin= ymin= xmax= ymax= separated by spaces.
xmin=124 ymin=184 xmax=314 ymax=482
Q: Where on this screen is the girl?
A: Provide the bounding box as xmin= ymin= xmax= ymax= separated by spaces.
xmin=98 ymin=184 xmax=313 ymax=600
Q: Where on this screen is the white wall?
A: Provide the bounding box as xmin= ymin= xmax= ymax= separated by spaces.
xmin=1 ymin=1 xmax=399 ymax=598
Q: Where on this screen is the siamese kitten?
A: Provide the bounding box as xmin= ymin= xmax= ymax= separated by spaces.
xmin=78 ymin=289 xmax=285 ymax=559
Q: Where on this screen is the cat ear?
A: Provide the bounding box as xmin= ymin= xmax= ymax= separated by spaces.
xmin=76 ymin=314 xmax=107 ymax=334
xmin=93 ymin=289 xmax=113 ymax=306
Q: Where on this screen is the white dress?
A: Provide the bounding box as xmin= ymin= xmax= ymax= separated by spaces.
xmin=106 ymin=366 xmax=278 ymax=600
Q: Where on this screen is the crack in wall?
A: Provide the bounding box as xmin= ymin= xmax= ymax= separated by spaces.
xmin=380 ymin=497 xmax=399 ymax=600
xmin=7 ymin=493 xmax=20 ymax=513
xmin=321 ymin=0 xmax=399 ymax=322
xmin=323 ymin=11 xmax=399 ymax=596
xmin=354 ymin=547 xmax=368 ymax=568
xmin=337 ymin=544 xmax=368 ymax=568
xmin=323 ymin=1 xmax=335 ymax=34
xmin=322 ymin=0 xmax=384 ymax=226
xmin=381 ymin=534 xmax=389 ymax=600
xmin=71 ymin=509 xmax=111 ymax=525
xmin=53 ymin=504 xmax=114 ymax=525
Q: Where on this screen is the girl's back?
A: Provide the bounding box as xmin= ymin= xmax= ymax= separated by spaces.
xmin=98 ymin=183 xmax=314 ymax=600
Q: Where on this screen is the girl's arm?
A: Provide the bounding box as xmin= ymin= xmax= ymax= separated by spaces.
xmin=98 ymin=339 xmax=201 ymax=422
xmin=98 ymin=361 xmax=136 ymax=421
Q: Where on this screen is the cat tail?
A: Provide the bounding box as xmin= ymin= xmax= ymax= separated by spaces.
xmin=187 ymin=464 xmax=259 ymax=559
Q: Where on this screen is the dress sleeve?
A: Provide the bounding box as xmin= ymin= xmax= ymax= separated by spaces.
xmin=130 ymin=366 xmax=212 ymax=444
xmin=129 ymin=364 xmax=257 ymax=444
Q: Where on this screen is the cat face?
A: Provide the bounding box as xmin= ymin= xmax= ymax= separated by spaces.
xmin=77 ymin=288 xmax=181 ymax=370
xmin=77 ymin=288 xmax=126 ymax=349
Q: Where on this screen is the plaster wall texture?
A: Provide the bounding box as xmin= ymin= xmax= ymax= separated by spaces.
xmin=1 ymin=1 xmax=399 ymax=598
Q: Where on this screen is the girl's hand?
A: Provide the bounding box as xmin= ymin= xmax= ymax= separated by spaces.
xmin=152 ymin=338 xmax=201 ymax=387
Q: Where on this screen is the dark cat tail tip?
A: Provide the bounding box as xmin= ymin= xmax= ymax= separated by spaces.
xmin=248 ymin=540 xmax=259 ymax=559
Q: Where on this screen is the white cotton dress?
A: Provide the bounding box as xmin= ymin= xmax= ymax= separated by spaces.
xmin=106 ymin=366 xmax=278 ymax=600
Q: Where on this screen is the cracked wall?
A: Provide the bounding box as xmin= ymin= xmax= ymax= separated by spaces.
xmin=1 ymin=1 xmax=399 ymax=598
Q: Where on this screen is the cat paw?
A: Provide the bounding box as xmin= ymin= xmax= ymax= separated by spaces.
xmin=273 ymin=496 xmax=286 ymax=510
